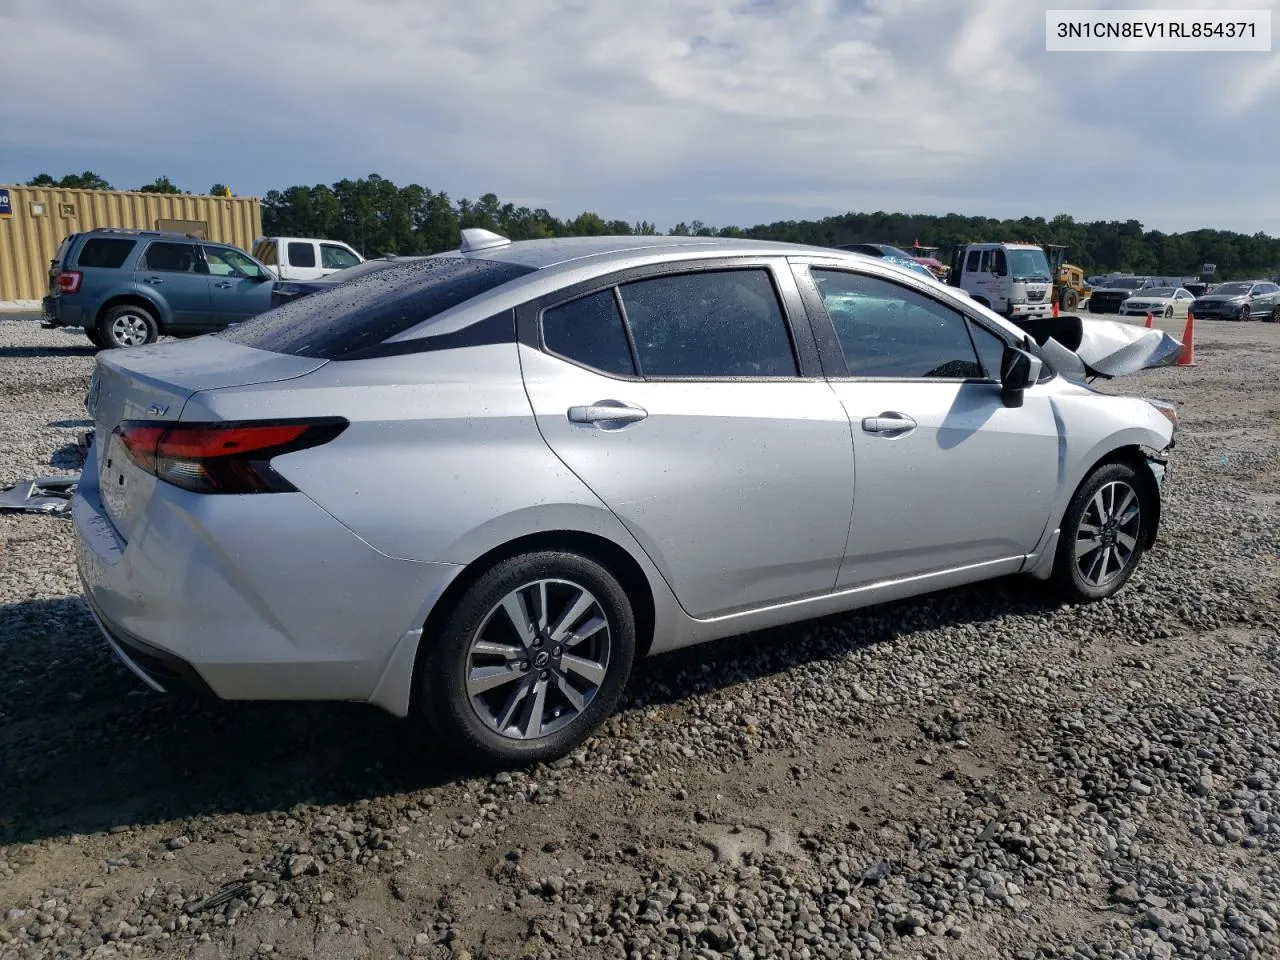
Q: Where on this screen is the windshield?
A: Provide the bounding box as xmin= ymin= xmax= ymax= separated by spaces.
xmin=1110 ymin=278 xmax=1145 ymax=290
xmin=878 ymin=245 xmax=916 ymax=260
xmin=1008 ymin=249 xmax=1050 ymax=282
xmin=1212 ymin=282 xmax=1251 ymax=296
xmin=1138 ymin=287 xmax=1174 ymax=298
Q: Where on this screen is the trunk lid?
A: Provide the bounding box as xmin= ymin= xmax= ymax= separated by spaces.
xmin=86 ymin=338 xmax=328 ymax=539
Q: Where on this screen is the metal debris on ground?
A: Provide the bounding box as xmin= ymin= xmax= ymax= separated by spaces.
xmin=0 ymin=475 xmax=79 ymax=515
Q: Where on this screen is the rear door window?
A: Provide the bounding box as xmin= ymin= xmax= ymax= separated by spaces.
xmin=542 ymin=290 xmax=636 ymax=376
xmin=253 ymin=241 xmax=278 ymax=266
xmin=76 ymin=237 xmax=136 ymax=269
xmin=617 ymin=269 xmax=797 ymax=378
xmin=287 ymin=242 xmax=316 ymax=268
xmin=139 ymin=242 xmax=201 ymax=273
xmin=218 ymin=256 xmax=535 ymax=360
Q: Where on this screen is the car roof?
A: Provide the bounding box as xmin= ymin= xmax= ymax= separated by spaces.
xmin=449 ymin=234 xmax=878 ymax=272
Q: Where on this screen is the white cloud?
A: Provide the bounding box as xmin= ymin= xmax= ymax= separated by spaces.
xmin=0 ymin=0 xmax=1276 ymax=233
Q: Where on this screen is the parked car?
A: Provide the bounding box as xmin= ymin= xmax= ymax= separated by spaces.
xmin=41 ymin=229 xmax=275 ymax=348
xmin=1118 ymin=287 xmax=1197 ymax=320
xmin=252 ymin=236 xmax=364 ymax=281
xmin=1087 ymin=276 xmax=1152 ymax=313
xmin=835 ymin=243 xmax=938 ymax=279
xmin=270 ymin=255 xmax=428 ymax=309
xmin=1190 ymin=280 xmax=1280 ymax=321
xmin=75 ymin=231 xmax=1177 ymax=766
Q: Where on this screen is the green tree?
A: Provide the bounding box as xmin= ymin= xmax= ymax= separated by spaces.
xmin=208 ymin=183 xmax=230 ymax=196
xmin=26 ymin=171 xmax=114 ymax=190
xmin=136 ymin=176 xmax=181 ymax=194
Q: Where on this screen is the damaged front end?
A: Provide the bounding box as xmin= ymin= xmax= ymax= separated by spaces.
xmin=1011 ymin=314 xmax=1185 ymax=380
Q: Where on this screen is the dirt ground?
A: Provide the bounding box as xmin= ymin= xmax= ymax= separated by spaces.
xmin=2 ymin=313 xmax=1278 ymax=960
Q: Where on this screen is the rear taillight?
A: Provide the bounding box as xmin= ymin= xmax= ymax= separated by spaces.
xmin=114 ymin=419 xmax=347 ymax=494
xmin=58 ymin=271 xmax=83 ymax=294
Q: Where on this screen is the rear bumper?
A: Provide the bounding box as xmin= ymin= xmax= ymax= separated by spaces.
xmin=73 ymin=449 xmax=463 ymax=712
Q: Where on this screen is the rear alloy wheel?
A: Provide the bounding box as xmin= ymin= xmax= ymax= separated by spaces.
xmin=99 ymin=305 xmax=158 ymax=348
xmin=1052 ymin=461 xmax=1152 ymax=602
xmin=1163 ymin=306 xmax=1174 ymax=319
xmin=1270 ymin=305 xmax=1280 ymax=323
xmin=420 ymin=551 xmax=636 ymax=766
xmin=1238 ymin=304 xmax=1252 ymax=322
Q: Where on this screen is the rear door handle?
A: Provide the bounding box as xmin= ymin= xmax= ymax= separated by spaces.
xmin=142 ymin=277 xmax=164 ymax=285
xmin=567 ymin=402 xmax=648 ymax=427
xmin=862 ymin=413 xmax=917 ymax=434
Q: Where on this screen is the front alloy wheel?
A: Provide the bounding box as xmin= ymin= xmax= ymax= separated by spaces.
xmin=1052 ymin=461 xmax=1152 ymax=602
xmin=1238 ymin=304 xmax=1252 ymax=322
xmin=420 ymin=551 xmax=636 ymax=766
xmin=1074 ymin=481 xmax=1142 ymax=589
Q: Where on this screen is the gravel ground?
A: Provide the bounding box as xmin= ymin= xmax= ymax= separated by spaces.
xmin=2 ymin=314 xmax=1279 ymax=960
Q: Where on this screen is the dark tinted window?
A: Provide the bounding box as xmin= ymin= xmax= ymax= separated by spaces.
xmin=618 ymin=269 xmax=796 ymax=378
xmin=76 ymin=237 xmax=135 ymax=269
xmin=543 ymin=290 xmax=635 ymax=376
xmin=967 ymin=321 xmax=1006 ymax=379
xmin=812 ymin=269 xmax=982 ymax=379
xmin=965 ymin=250 xmax=980 ymax=272
xmin=140 ymin=242 xmax=200 ymax=274
xmin=219 ymin=256 xmax=535 ymax=360
xmin=992 ymin=249 xmax=1007 ymax=275
xmin=288 ymin=242 xmax=316 ymax=268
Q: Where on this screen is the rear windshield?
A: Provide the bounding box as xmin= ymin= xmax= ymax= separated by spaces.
xmin=218 ymin=256 xmax=535 ymax=360
xmin=76 ymin=237 xmax=136 ymax=269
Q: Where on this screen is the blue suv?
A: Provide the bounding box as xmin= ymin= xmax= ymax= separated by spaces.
xmin=42 ymin=229 xmax=276 ymax=348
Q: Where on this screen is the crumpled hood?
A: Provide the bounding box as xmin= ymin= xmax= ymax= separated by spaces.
xmin=1011 ymin=314 xmax=1185 ymax=379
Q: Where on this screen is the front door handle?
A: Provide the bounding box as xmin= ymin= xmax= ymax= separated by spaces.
xmin=141 ymin=277 xmax=164 ymax=285
xmin=862 ymin=412 xmax=917 ymax=435
xmin=213 ymin=281 xmax=234 ymax=289
xmin=567 ymin=401 xmax=648 ymax=427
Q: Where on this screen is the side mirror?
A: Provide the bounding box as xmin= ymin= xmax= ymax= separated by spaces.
xmin=1000 ymin=346 xmax=1042 ymax=408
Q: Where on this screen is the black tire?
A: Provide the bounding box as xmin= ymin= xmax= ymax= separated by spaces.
xmin=419 ymin=550 xmax=636 ymax=767
xmin=98 ymin=304 xmax=158 ymax=349
xmin=1270 ymin=305 xmax=1280 ymax=323
xmin=1163 ymin=306 xmax=1174 ymax=319
xmin=84 ymin=328 xmax=104 ymax=348
xmin=1052 ymin=461 xmax=1153 ymax=603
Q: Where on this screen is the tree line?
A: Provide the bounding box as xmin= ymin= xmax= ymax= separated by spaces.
xmin=23 ymin=171 xmax=1280 ymax=279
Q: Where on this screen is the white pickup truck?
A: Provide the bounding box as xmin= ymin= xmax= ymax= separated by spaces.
xmin=252 ymin=236 xmax=364 ymax=281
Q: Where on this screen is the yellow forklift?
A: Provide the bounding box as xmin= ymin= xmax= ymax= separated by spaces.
xmin=1042 ymin=244 xmax=1091 ymax=311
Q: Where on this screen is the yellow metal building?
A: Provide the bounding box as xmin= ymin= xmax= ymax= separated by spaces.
xmin=0 ymin=185 xmax=263 ymax=302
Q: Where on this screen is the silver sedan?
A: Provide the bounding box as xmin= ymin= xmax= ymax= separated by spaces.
xmin=75 ymin=233 xmax=1177 ymax=766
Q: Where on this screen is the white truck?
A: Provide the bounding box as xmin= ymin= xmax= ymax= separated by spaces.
xmin=252 ymin=236 xmax=364 ymax=281
xmin=949 ymin=242 xmax=1054 ymax=319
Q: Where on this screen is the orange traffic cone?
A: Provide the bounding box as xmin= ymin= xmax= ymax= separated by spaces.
xmin=1052 ymin=300 xmax=1060 ymax=318
xmin=1145 ymin=311 xmax=1154 ymax=329
xmin=1177 ymin=311 xmax=1196 ymax=366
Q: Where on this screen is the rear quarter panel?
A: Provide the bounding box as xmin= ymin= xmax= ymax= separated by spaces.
xmin=179 ymin=343 xmax=690 ymax=649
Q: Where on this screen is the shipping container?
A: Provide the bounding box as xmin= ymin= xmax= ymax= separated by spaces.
xmin=0 ymin=185 xmax=263 ymax=302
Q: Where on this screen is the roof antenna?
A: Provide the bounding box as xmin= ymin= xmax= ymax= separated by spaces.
xmin=459 ymin=228 xmax=510 ymax=253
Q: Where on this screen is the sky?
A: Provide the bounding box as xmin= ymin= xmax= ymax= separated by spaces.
xmin=1 ymin=0 xmax=1277 ymax=235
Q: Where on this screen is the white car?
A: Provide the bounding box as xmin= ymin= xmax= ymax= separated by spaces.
xmin=1119 ymin=287 xmax=1196 ymax=321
